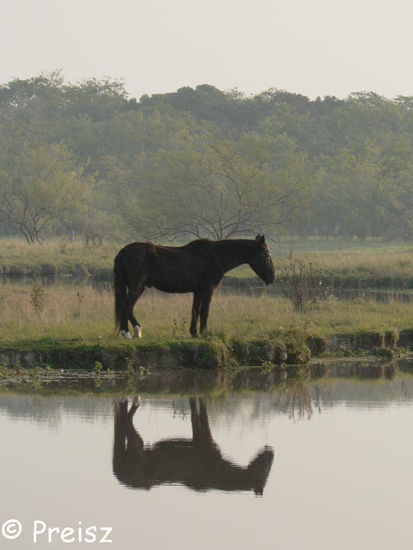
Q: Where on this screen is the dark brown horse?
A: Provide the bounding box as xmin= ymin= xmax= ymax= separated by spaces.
xmin=113 ymin=397 xmax=274 ymax=495
xmin=114 ymin=234 xmax=275 ymax=339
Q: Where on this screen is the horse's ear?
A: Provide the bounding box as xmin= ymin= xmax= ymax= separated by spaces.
xmin=255 ymin=234 xmax=265 ymax=244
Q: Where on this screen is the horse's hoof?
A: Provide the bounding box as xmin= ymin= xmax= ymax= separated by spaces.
xmin=120 ymin=330 xmax=132 ymax=340
xmin=133 ymin=326 xmax=142 ymax=339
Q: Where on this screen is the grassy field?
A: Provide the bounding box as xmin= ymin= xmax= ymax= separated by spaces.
xmin=2 ymin=237 xmax=413 ymax=363
xmin=0 ymin=282 xmax=411 ymax=349
xmin=0 ymin=238 xmax=120 ymax=276
xmin=232 ymin=238 xmax=413 ymax=282
xmin=272 ymin=235 xmax=413 ymax=254
xmin=2 ymin=237 xmax=413 ymax=287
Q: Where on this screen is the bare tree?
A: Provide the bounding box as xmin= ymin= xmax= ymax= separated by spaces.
xmin=134 ymin=134 xmax=308 ymax=240
xmin=0 ymin=144 xmax=89 ymax=243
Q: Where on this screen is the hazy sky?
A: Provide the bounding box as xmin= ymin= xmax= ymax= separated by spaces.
xmin=1 ymin=0 xmax=413 ymax=100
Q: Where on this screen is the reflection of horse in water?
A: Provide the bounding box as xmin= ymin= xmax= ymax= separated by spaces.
xmin=113 ymin=398 xmax=274 ymax=496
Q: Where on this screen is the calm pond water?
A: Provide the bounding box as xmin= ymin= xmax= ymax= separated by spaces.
xmin=1 ymin=374 xmax=413 ymax=549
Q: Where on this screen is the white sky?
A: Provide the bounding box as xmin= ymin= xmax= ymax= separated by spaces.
xmin=1 ymin=0 xmax=413 ymax=100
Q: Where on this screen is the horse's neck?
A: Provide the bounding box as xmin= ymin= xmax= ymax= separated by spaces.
xmin=212 ymin=240 xmax=254 ymax=273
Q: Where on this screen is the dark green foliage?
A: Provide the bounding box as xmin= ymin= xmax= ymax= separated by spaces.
xmin=2 ymin=74 xmax=413 ymax=241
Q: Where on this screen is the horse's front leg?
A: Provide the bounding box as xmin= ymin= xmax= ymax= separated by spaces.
xmin=190 ymin=292 xmax=202 ymax=337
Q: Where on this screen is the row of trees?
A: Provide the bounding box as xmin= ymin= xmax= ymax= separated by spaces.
xmin=1 ymin=72 xmax=413 ymax=243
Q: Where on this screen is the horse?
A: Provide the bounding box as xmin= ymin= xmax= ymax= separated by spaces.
xmin=113 ymin=397 xmax=274 ymax=495
xmin=114 ymin=234 xmax=275 ymax=339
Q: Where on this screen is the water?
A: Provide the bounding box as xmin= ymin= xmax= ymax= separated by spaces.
xmin=1 ymin=374 xmax=413 ymax=549
xmin=4 ymin=273 xmax=413 ymax=303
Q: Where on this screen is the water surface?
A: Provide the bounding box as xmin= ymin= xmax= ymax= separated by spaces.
xmin=1 ymin=375 xmax=412 ymax=549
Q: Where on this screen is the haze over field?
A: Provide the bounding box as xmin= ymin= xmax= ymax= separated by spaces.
xmin=2 ymin=0 xmax=413 ymax=245
xmin=2 ymin=0 xmax=413 ymax=100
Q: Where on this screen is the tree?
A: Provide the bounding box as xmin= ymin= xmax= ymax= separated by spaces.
xmin=131 ymin=133 xmax=309 ymax=240
xmin=0 ymin=144 xmax=90 ymax=243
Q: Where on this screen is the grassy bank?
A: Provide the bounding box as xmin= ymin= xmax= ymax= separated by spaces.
xmin=2 ymin=237 xmax=413 ymax=368
xmin=2 ymin=237 xmax=413 ymax=288
xmin=1 ymin=282 xmax=412 ymax=343
xmin=230 ymin=245 xmax=413 ymax=287
xmin=0 ymin=283 xmax=412 ymax=366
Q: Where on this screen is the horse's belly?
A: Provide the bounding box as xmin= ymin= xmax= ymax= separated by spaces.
xmin=152 ymin=282 xmax=196 ymax=293
xmin=147 ymin=267 xmax=217 ymax=293
xmin=147 ymin=273 xmax=197 ymax=293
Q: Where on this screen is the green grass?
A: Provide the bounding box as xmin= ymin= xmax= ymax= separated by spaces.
xmin=230 ymin=238 xmax=413 ymax=283
xmin=0 ymin=282 xmax=412 ymax=350
xmin=272 ymin=235 xmax=413 ymax=254
xmin=0 ymin=238 xmax=120 ymax=276
xmin=3 ymin=237 xmax=413 ymax=285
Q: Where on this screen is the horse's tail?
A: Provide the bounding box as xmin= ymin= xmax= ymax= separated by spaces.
xmin=114 ymin=250 xmax=127 ymax=333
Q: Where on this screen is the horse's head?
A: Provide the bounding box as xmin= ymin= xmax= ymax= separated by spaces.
xmin=248 ymin=234 xmax=275 ymax=285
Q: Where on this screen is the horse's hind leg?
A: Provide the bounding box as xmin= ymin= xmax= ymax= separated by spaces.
xmin=190 ymin=292 xmax=202 ymax=337
xmin=127 ymin=286 xmax=145 ymax=338
xmin=200 ymin=288 xmax=214 ymax=334
xmin=119 ymin=298 xmax=132 ymax=339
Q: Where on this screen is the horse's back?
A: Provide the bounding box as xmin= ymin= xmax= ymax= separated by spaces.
xmin=115 ymin=239 xmax=222 ymax=293
xmin=116 ymin=241 xmax=151 ymax=258
xmin=150 ymin=240 xmax=220 ymax=292
xmin=118 ymin=239 xmax=212 ymax=258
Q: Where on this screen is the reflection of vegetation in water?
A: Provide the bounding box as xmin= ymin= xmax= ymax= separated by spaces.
xmin=274 ymin=382 xmax=322 ymax=421
xmin=1 ymin=361 xmax=413 ymax=415
xmin=2 ymin=371 xmax=413 ymax=437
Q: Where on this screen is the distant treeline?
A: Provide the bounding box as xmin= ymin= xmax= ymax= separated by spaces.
xmin=1 ymin=72 xmax=413 ymax=243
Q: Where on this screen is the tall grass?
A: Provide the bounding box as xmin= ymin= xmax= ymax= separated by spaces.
xmin=2 ymin=237 xmax=413 ymax=282
xmin=0 ymin=283 xmax=411 ymax=347
xmin=0 ymin=238 xmax=120 ymax=275
xmin=231 ymin=250 xmax=413 ymax=282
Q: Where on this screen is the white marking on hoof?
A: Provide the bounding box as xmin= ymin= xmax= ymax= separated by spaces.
xmin=133 ymin=326 xmax=142 ymax=339
xmin=120 ymin=330 xmax=132 ymax=340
